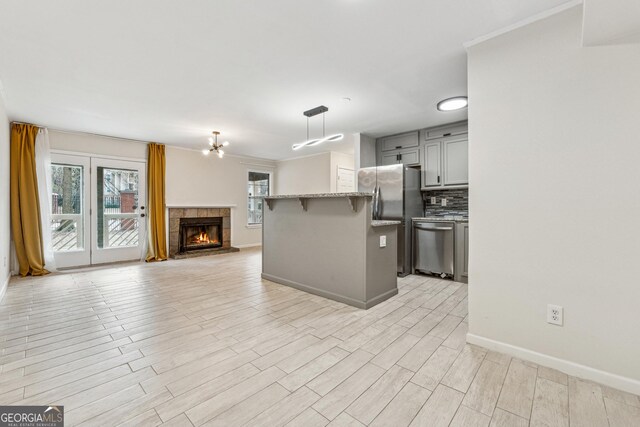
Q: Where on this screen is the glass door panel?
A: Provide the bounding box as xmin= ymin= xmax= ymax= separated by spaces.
xmin=91 ymin=159 xmax=146 ymax=264
xmin=51 ymin=154 xmax=91 ymax=268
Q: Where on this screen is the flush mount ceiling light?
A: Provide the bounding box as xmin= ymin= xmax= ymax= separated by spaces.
xmin=437 ymin=96 xmax=468 ymax=112
xmin=202 ymin=131 xmax=229 ymax=158
xmin=292 ymin=105 xmax=344 ymax=151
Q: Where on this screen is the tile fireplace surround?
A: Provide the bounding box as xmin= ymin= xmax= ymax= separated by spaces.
xmin=168 ymin=207 xmax=235 ymax=258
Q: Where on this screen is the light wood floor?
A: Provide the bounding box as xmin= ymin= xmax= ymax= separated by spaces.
xmin=1 ymin=248 xmax=638 ymax=426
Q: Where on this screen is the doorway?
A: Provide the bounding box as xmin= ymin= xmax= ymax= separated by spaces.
xmin=50 ymin=153 xmax=146 ymax=268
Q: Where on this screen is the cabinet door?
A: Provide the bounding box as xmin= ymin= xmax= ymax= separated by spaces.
xmin=424 ymin=122 xmax=468 ymax=140
xmin=422 ymin=142 xmax=441 ymax=188
xmin=397 ymin=148 xmax=420 ymax=165
xmin=380 ymin=132 xmax=419 ymax=152
xmin=443 ymin=136 xmax=468 ymax=186
xmin=380 ymin=152 xmax=400 ymax=166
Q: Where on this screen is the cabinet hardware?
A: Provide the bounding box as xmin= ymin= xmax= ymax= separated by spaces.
xmin=395 ymin=146 xmax=402 ymax=149
xmin=437 ymin=175 xmax=440 ymax=183
xmin=444 ymin=133 xmax=451 ymax=136
xmin=415 ymin=225 xmax=453 ymax=231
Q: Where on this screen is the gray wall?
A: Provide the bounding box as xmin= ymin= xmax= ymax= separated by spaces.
xmin=357 ymin=134 xmax=377 ymax=169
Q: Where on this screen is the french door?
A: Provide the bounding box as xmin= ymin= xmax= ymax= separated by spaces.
xmin=90 ymin=158 xmax=146 ymax=264
xmin=51 ymin=154 xmax=146 ymax=268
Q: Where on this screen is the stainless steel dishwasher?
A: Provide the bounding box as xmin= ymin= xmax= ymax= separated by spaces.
xmin=413 ymin=221 xmax=455 ymax=276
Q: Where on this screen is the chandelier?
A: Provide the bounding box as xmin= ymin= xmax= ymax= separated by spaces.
xmin=202 ymin=131 xmax=229 ymax=158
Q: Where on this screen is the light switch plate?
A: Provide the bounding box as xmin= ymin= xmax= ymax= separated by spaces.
xmin=430 ymin=197 xmax=437 ymax=204
xmin=379 ymin=235 xmax=386 ymax=248
xmin=441 ymin=198 xmax=447 ymax=207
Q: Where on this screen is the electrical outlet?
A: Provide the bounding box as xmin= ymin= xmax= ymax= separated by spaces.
xmin=379 ymin=235 xmax=387 ymax=248
xmin=430 ymin=197 xmax=437 ymax=204
xmin=441 ymin=198 xmax=447 ymax=207
xmin=547 ymin=304 xmax=563 ymax=326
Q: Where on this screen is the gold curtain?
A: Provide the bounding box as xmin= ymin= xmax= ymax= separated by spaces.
xmin=10 ymin=123 xmax=50 ymax=276
xmin=146 ymin=143 xmax=168 ymax=261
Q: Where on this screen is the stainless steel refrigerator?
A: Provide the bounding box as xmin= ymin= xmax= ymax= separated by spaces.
xmin=358 ymin=164 xmax=422 ymax=276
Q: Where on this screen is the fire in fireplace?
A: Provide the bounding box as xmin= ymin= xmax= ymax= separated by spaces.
xmin=179 ymin=217 xmax=223 ymax=253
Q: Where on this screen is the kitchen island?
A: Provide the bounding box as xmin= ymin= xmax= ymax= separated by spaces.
xmin=262 ymin=193 xmax=399 ymax=309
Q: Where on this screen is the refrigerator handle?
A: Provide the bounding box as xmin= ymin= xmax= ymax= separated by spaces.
xmin=373 ymin=185 xmax=379 ymax=220
xmin=375 ymin=185 xmax=382 ymax=220
xmin=372 ymin=186 xmax=377 ymax=220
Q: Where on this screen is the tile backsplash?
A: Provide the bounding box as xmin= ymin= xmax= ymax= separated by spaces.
xmin=422 ymin=188 xmax=468 ymax=217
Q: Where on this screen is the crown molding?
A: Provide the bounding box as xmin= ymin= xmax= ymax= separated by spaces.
xmin=464 ymin=0 xmax=583 ymax=50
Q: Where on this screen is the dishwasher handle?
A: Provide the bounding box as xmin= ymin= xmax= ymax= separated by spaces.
xmin=414 ymin=225 xmax=453 ymax=231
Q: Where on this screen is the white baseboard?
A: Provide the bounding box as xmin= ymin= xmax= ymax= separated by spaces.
xmin=235 ymin=243 xmax=262 ymax=249
xmin=467 ymin=333 xmax=640 ymax=395
xmin=0 ymin=273 xmax=9 ymax=303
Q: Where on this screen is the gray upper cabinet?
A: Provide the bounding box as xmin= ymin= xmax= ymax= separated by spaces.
xmin=380 ymin=151 xmax=400 ymax=166
xmin=420 ymin=121 xmax=468 ymax=190
xmin=443 ymin=136 xmax=468 ymax=185
xmin=376 ymin=122 xmax=467 ymax=180
xmin=397 ymin=148 xmax=420 ymax=165
xmin=422 ymin=142 xmax=441 ymax=187
xmin=380 ymin=132 xmax=419 ymax=152
xmin=424 ymin=122 xmax=467 ymax=140
xmin=377 ymin=132 xmax=420 ymax=166
xmin=380 ymin=148 xmax=420 ymax=166
xmin=420 ymin=135 xmax=468 ymax=189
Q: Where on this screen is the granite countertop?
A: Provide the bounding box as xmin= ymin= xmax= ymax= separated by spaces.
xmin=371 ymin=220 xmax=401 ymax=227
xmin=412 ymin=216 xmax=469 ymax=223
xmin=265 ymin=192 xmax=373 ymax=199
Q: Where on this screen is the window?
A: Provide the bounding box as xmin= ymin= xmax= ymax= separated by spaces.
xmin=247 ymin=171 xmax=271 ymax=225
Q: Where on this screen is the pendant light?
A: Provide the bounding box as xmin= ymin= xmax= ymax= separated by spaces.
xmin=202 ymin=131 xmax=229 ymax=158
xmin=292 ymin=106 xmax=343 ymax=150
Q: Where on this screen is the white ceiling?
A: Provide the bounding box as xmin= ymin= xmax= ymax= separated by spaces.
xmin=0 ymin=0 xmax=571 ymax=160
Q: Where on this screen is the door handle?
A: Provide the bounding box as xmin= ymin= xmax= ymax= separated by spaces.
xmin=415 ymin=226 xmax=452 ymax=231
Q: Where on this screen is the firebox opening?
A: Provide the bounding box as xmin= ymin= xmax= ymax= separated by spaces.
xmin=179 ymin=217 xmax=223 ymax=253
